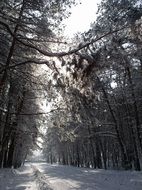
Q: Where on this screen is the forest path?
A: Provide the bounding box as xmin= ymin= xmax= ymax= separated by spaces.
xmin=33 ymin=162 xmax=142 ymax=190
xmin=0 ymin=163 xmax=142 ymax=190
xmin=0 ymin=165 xmax=37 ymax=190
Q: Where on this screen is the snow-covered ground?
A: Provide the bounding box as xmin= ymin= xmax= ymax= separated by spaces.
xmin=33 ymin=163 xmax=142 ymax=190
xmin=0 ymin=165 xmax=37 ymax=190
xmin=0 ymin=163 xmax=142 ymax=190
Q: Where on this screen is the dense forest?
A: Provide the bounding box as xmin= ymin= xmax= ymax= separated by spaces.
xmin=0 ymin=0 xmax=142 ymax=172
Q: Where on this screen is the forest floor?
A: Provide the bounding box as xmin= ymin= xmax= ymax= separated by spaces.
xmin=0 ymin=163 xmax=142 ymax=190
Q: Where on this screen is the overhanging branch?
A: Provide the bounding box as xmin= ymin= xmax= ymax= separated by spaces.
xmin=0 ymin=107 xmax=65 ymax=116
xmin=0 ymin=60 xmax=51 ymax=74
xmin=0 ymin=20 xmax=129 ymax=58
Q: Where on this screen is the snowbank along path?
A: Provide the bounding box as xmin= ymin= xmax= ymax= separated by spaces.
xmin=0 ymin=165 xmax=37 ymax=190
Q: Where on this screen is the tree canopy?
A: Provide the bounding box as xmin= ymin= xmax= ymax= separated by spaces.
xmin=0 ymin=0 xmax=142 ymax=171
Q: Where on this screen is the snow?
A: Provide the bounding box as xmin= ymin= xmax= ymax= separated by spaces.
xmin=0 ymin=165 xmax=37 ymax=190
xmin=0 ymin=163 xmax=142 ymax=190
xmin=33 ymin=163 xmax=142 ymax=190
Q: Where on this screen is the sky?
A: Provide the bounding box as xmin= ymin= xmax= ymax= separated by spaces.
xmin=64 ymin=0 xmax=102 ymax=37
